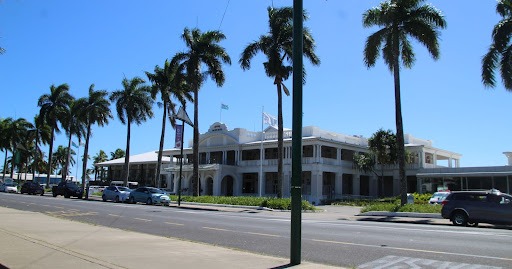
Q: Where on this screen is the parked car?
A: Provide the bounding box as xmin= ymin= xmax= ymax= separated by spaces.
xmin=102 ymin=186 xmax=131 ymax=203
xmin=52 ymin=181 xmax=83 ymax=199
xmin=128 ymin=187 xmax=170 ymax=205
xmin=429 ymin=191 xmax=450 ymax=204
xmin=441 ymin=189 xmax=512 ymax=226
xmin=0 ymin=183 xmax=18 ymax=193
xmin=20 ymin=182 xmax=45 ymax=195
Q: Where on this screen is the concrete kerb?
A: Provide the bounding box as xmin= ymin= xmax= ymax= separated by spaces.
xmin=358 ymin=211 xmax=443 ymax=219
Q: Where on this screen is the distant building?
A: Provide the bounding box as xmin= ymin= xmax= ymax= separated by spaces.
xmin=97 ymin=122 xmax=512 ymax=205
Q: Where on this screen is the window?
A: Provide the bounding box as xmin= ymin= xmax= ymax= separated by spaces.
xmin=242 ymin=149 xmax=260 ymax=160
xmin=321 ymin=146 xmax=337 ymax=159
xmin=303 ymin=145 xmax=313 ymax=157
xmin=265 ymin=148 xmax=278 ymax=159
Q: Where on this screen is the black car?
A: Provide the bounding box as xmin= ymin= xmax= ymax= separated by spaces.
xmin=441 ymin=189 xmax=512 ymax=226
xmin=52 ymin=181 xmax=83 ymax=199
xmin=20 ymin=182 xmax=45 ymax=196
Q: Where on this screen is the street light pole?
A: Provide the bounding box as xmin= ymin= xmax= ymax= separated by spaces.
xmin=290 ymin=0 xmax=303 ymax=265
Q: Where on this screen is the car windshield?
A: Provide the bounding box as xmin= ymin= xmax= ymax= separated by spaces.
xmin=432 ymin=192 xmax=449 ymax=199
xmin=149 ymin=188 xmax=164 ymax=194
xmin=66 ymin=183 xmax=79 ymax=189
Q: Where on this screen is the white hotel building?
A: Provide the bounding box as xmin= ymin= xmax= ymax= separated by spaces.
xmin=97 ymin=122 xmax=512 ymax=205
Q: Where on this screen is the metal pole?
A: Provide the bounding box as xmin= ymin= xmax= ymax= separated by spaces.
xmin=178 ymin=122 xmax=185 ymax=206
xmin=259 ymin=106 xmax=264 ymax=197
xmin=290 ymin=0 xmax=303 ymax=265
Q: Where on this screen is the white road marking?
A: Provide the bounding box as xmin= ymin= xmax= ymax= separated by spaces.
xmin=165 ymin=222 xmax=184 ymax=226
xmin=312 ymin=239 xmax=512 ymax=262
xmin=133 ymin=218 xmax=151 ymax=222
xmin=358 ymin=255 xmax=502 ymax=269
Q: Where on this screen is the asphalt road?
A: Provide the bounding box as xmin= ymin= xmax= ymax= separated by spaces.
xmin=1 ymin=192 xmax=511 ymax=268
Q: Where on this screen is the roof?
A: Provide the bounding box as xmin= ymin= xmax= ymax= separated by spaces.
xmin=95 ymin=151 xmax=171 ymax=167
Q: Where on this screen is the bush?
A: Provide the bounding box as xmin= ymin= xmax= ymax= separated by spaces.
xmin=169 ymin=195 xmax=316 ymax=210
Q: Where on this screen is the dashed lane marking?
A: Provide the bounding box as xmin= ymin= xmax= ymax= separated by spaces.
xmin=165 ymin=222 xmax=184 ymax=226
xmin=133 ymin=218 xmax=151 ymax=222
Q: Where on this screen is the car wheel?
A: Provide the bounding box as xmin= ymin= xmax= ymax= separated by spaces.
xmin=40 ymin=191 xmax=44 ymax=196
xmin=129 ymin=196 xmax=135 ymax=204
xmin=115 ymin=196 xmax=119 ymax=203
xmin=146 ymin=198 xmax=153 ymax=205
xmin=452 ymin=211 xmax=468 ymax=226
xmin=64 ymin=194 xmax=70 ymax=198
xmin=102 ymin=194 xmax=107 ymax=202
xmin=53 ymin=192 xmax=57 ymax=197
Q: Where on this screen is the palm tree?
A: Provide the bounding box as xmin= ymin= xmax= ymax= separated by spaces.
xmin=53 ymin=145 xmax=75 ymax=176
xmin=93 ymin=150 xmax=109 ymax=181
xmin=110 ymin=148 xmax=125 ymax=160
xmin=172 ymin=27 xmax=231 ymax=196
xmin=6 ymin=118 xmax=34 ymax=180
xmin=38 ymin=84 xmax=73 ymax=187
xmin=482 ymin=0 xmax=512 ymax=90
xmin=240 ymin=6 xmax=320 ymax=197
xmin=0 ymin=118 xmax=13 ymax=179
xmin=29 ymin=114 xmax=51 ymax=180
xmin=110 ymin=77 xmax=154 ymax=187
xmin=146 ymin=59 xmax=192 ymax=187
xmin=76 ymin=84 xmax=112 ymax=196
xmin=61 ymin=99 xmax=86 ymax=182
xmin=362 ymin=0 xmax=446 ymax=205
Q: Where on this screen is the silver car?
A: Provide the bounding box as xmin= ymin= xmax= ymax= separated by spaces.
xmin=102 ymin=186 xmax=131 ymax=203
xmin=128 ymin=187 xmax=170 ymax=205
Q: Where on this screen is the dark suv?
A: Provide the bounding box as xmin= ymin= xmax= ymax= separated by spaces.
xmin=441 ymin=189 xmax=512 ymax=226
xmin=20 ymin=182 xmax=45 ymax=195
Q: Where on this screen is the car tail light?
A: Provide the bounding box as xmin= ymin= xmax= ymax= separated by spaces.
xmin=441 ymin=200 xmax=449 ymax=205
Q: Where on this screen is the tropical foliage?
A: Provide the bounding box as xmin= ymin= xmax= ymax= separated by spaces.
xmin=239 ymin=6 xmax=320 ymax=197
xmin=146 ymin=59 xmax=192 ymax=187
xmin=362 ymin=0 xmax=446 ymax=205
xmin=37 ymin=84 xmax=73 ymax=186
xmin=482 ymin=0 xmax=512 ymax=90
xmin=172 ymin=27 xmax=231 ymax=196
xmin=110 ymin=77 xmax=154 ymax=187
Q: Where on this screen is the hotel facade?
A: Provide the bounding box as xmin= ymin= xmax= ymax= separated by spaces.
xmin=97 ymin=122 xmax=512 ymax=205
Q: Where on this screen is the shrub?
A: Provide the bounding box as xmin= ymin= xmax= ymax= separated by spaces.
xmin=169 ymin=195 xmax=316 ymax=210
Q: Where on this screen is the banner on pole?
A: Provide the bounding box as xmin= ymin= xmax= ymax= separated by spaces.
xmin=175 ymin=124 xmax=183 ymax=149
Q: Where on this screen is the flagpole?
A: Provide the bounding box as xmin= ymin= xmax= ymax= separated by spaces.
xmin=259 ymin=106 xmax=264 ymax=197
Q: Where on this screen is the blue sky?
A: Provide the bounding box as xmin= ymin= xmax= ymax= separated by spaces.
xmin=1 ymin=0 xmax=511 ymax=179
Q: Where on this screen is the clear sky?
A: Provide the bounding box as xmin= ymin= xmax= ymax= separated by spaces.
xmin=1 ymin=0 xmax=511 ymax=180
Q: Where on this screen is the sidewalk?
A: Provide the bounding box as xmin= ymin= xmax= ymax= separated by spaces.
xmin=0 ymin=206 xmax=341 ymax=269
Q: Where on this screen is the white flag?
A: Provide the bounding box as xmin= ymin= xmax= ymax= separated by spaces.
xmin=263 ymin=112 xmax=277 ymax=127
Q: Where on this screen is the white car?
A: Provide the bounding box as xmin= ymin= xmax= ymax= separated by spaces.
xmin=0 ymin=183 xmax=18 ymax=193
xmin=102 ymin=185 xmax=131 ymax=203
xmin=429 ymin=191 xmax=450 ymax=204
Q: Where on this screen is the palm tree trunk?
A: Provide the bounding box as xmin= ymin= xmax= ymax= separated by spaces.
xmin=32 ymin=135 xmax=39 ymax=181
xmin=82 ymin=124 xmax=91 ymax=198
xmin=276 ymin=79 xmax=283 ymax=198
xmin=393 ymin=29 xmax=407 ymax=206
xmin=155 ymin=100 xmax=167 ymax=188
xmin=193 ymin=87 xmax=200 ymax=196
xmin=2 ymin=150 xmax=7 ymax=179
xmin=123 ymin=120 xmax=131 ymax=187
xmin=63 ymin=133 xmax=72 ymax=182
xmin=46 ymin=128 xmax=55 ymax=188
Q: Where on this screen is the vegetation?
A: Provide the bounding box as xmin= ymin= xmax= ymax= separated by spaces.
xmin=146 ymin=59 xmax=192 ymax=187
xmin=239 ymin=6 xmax=320 ymax=197
xmin=172 ymin=27 xmax=231 ymax=196
xmin=332 ymin=193 xmax=441 ymax=214
xmin=37 ymin=84 xmax=73 ymax=187
xmin=482 ymin=0 xmax=512 ymax=91
xmin=110 ymin=77 xmax=154 ymax=187
xmin=362 ymin=0 xmax=446 ymax=205
xmin=170 ymin=195 xmax=317 ymax=211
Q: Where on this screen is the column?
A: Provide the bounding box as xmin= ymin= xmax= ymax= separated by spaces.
xmin=310 ymin=171 xmax=322 ymax=205
xmin=335 ymin=173 xmax=343 ymax=198
xmin=369 ymin=175 xmax=378 ymax=197
xmin=352 ymin=174 xmax=360 ymax=196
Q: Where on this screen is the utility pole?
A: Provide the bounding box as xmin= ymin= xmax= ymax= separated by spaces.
xmin=290 ymin=0 xmax=303 ymax=265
